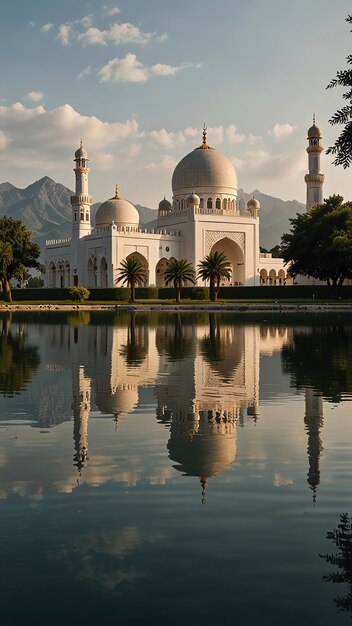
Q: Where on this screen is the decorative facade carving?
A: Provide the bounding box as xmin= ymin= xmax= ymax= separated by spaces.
xmin=205 ymin=231 xmax=245 ymax=255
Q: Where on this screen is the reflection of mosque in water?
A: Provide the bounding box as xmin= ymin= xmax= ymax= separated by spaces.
xmin=2 ymin=312 xmax=326 ymax=500
xmin=41 ymin=314 xmax=325 ymax=500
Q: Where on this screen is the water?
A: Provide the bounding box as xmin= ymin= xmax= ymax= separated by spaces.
xmin=1 ymin=310 xmax=352 ymax=626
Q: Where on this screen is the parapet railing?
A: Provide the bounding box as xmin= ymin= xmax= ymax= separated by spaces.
xmin=46 ymin=237 xmax=72 ymax=246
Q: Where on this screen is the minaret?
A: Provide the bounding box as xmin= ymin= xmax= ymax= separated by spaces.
xmin=72 ymin=365 xmax=91 ymax=477
xmin=304 ymin=115 xmax=324 ymax=211
xmin=70 ymin=140 xmax=92 ymax=284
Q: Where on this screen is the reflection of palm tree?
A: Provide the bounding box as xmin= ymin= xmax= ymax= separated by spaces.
xmin=119 ymin=313 xmax=148 ymax=367
xmin=197 ymin=251 xmax=231 ymax=301
xmin=164 ymin=314 xmax=194 ymax=361
xmin=320 ymin=513 xmax=352 ymax=614
xmin=200 ymin=313 xmax=226 ymax=364
xmin=0 ymin=314 xmax=40 ymax=396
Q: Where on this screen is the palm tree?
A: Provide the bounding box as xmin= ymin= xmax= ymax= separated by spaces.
xmin=116 ymin=257 xmax=147 ymax=303
xmin=164 ymin=258 xmax=196 ymax=303
xmin=197 ymin=251 xmax=231 ymax=301
xmin=0 ymin=241 xmax=14 ymax=302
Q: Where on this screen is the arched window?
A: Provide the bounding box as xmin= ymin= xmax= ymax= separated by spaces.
xmin=199 ymin=198 xmax=204 ymax=209
xmin=216 ymin=198 xmax=221 ymax=209
xmin=222 ymin=198 xmax=227 ymax=210
xmin=207 ymin=198 xmax=212 ymax=209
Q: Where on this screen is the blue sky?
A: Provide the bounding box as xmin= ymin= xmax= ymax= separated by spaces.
xmin=1 ymin=0 xmax=352 ymax=207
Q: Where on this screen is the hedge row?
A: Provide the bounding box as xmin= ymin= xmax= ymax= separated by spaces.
xmin=9 ymin=284 xmax=352 ymax=301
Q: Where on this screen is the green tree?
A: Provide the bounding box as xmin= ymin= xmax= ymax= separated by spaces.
xmin=0 ymin=242 xmax=13 ymax=301
xmin=0 ymin=217 xmax=41 ymax=302
xmin=26 ymin=276 xmax=44 ymax=288
xmin=68 ymin=286 xmax=90 ymax=302
xmin=281 ymin=195 xmax=352 ymax=287
xmin=0 ymin=314 xmax=40 ymax=396
xmin=326 ymin=15 xmax=352 ymax=168
xmin=197 ymin=251 xmax=231 ymax=301
xmin=320 ymin=513 xmax=352 ymax=614
xmin=117 ymin=256 xmax=147 ymax=303
xmin=164 ymin=258 xmax=196 ymax=303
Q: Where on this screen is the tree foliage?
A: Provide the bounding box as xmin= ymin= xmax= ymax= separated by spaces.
xmin=0 ymin=315 xmax=40 ymax=396
xmin=164 ymin=259 xmax=196 ymax=303
xmin=0 ymin=217 xmax=41 ymax=302
xmin=320 ymin=513 xmax=352 ymax=614
xmin=68 ymin=286 xmax=90 ymax=302
xmin=327 ymin=15 xmax=352 ymax=168
xmin=116 ymin=256 xmax=148 ymax=303
xmin=197 ymin=251 xmax=231 ymax=301
xmin=281 ymin=195 xmax=352 ymax=286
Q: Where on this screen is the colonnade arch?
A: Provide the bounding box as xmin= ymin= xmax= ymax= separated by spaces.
xmin=126 ymin=251 xmax=149 ymax=287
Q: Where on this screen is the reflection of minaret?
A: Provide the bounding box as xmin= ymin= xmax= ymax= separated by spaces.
xmin=72 ymin=365 xmax=91 ymax=476
xmin=305 ymin=388 xmax=324 ymax=503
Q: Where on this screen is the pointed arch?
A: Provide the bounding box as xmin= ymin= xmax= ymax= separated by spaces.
xmin=126 ymin=251 xmax=149 ymax=286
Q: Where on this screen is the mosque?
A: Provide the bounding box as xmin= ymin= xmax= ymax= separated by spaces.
xmin=43 ymin=118 xmax=326 ymax=289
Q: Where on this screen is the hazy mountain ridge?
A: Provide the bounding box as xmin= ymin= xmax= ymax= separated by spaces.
xmin=0 ymin=177 xmax=305 ymax=255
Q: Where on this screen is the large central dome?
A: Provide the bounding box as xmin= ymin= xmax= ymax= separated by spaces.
xmin=172 ymin=144 xmax=238 ymax=195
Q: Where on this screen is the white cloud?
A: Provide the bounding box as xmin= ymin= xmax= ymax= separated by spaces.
xmin=41 ymin=23 xmax=53 ymax=33
xmin=226 ymin=124 xmax=246 ymax=144
xmin=103 ymin=6 xmax=121 ymax=16
xmin=0 ymin=102 xmax=140 ymax=171
xmin=233 ymin=149 xmax=305 ymax=181
xmin=0 ymin=131 xmax=8 ymax=150
xmin=56 ymin=24 xmax=72 ymax=46
xmin=78 ymin=66 xmax=92 ymax=80
xmin=98 ymin=54 xmax=200 ymax=83
xmin=25 ymin=91 xmax=45 ymax=103
xmin=269 ymin=123 xmax=297 ymax=140
xmin=144 ymin=155 xmax=177 ymax=172
xmin=78 ymin=22 xmax=167 ymax=46
xmin=76 ymin=15 xmax=93 ymax=28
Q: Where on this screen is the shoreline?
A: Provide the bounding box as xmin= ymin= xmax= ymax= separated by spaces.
xmin=1 ymin=302 xmax=352 ymax=313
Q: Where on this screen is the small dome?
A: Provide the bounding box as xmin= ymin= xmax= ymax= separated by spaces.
xmin=187 ymin=192 xmax=200 ymax=206
xmin=307 ymin=124 xmax=322 ymax=139
xmin=95 ymin=187 xmax=139 ymax=228
xmin=75 ymin=140 xmax=88 ymax=160
xmin=247 ymin=198 xmax=260 ymax=210
xmin=158 ymin=197 xmax=172 ymax=211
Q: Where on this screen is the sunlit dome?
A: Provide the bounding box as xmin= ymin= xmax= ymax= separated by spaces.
xmin=75 ymin=140 xmax=88 ymax=160
xmin=172 ymin=131 xmax=237 ymax=195
xmin=95 ymin=185 xmax=139 ymax=228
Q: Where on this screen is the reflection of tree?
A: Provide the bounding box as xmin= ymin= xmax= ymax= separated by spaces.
xmin=320 ymin=513 xmax=352 ymax=614
xmin=119 ymin=313 xmax=148 ymax=367
xmin=200 ymin=313 xmax=226 ymax=364
xmin=164 ymin=314 xmax=194 ymax=361
xmin=282 ymin=323 xmax=352 ymax=402
xmin=0 ymin=314 xmax=40 ymax=396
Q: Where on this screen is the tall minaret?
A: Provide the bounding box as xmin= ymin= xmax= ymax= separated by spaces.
xmin=304 ymin=388 xmax=324 ymax=504
xmin=304 ymin=115 xmax=324 ymax=212
xmin=70 ymin=140 xmax=92 ymax=284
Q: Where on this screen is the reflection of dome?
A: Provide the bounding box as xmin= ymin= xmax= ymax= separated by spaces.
xmin=172 ymin=147 xmax=238 ymax=194
xmin=158 ymin=197 xmax=172 ymax=211
xmin=95 ymin=188 xmax=139 ymax=228
xmin=95 ymin=385 xmax=138 ymax=416
xmin=307 ymin=124 xmax=322 ymax=139
xmin=168 ymin=428 xmax=236 ymax=479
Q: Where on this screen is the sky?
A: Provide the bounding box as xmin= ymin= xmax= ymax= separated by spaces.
xmin=1 ymin=0 xmax=352 ymax=207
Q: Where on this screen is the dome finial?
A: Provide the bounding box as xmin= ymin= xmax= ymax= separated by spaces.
xmin=114 ymin=184 xmax=120 ymax=199
xmin=202 ymin=122 xmax=207 ymax=146
xmin=80 ymin=137 xmax=83 ymax=149
xmin=313 ymin=112 xmax=316 ymax=125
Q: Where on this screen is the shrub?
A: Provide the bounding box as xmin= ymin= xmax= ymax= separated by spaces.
xmin=68 ymin=286 xmax=90 ymax=302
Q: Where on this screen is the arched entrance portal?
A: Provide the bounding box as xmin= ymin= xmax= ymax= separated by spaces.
xmin=126 ymin=252 xmax=149 ymax=286
xmin=210 ymin=237 xmax=244 ymax=286
xmin=100 ymin=257 xmax=108 ymax=287
xmin=155 ymin=257 xmax=176 ymax=287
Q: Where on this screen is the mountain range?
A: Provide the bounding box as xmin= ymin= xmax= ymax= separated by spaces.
xmin=0 ymin=176 xmax=305 ymax=257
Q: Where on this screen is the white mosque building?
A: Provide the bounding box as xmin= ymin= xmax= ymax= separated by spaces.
xmin=45 ymin=121 xmax=323 ymax=289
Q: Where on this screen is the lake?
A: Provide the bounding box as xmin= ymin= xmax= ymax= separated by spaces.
xmin=1 ymin=310 xmax=352 ymax=626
